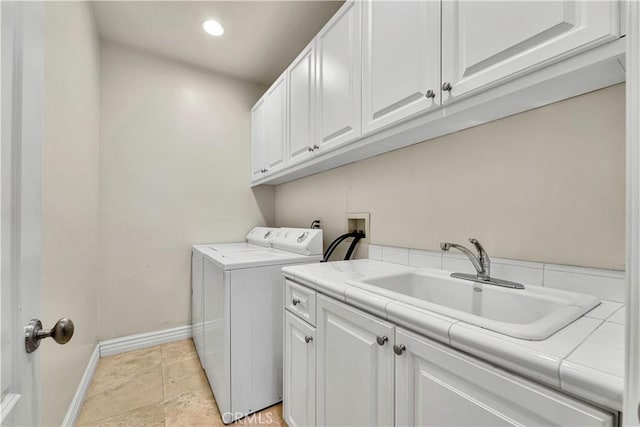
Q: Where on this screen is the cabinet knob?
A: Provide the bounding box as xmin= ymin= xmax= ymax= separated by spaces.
xmin=304 ymin=335 xmax=313 ymax=343
xmin=393 ymin=344 xmax=406 ymax=355
xmin=376 ymin=335 xmax=388 ymax=346
xmin=425 ymin=89 xmax=436 ymax=99
xmin=292 ymin=298 xmax=301 ymax=306
xmin=307 ymin=146 xmax=314 ymax=152
xmin=442 ymin=82 xmax=452 ymax=92
xmin=312 ymin=144 xmax=319 ymax=151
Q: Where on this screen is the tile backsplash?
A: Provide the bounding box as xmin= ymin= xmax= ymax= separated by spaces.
xmin=368 ymin=245 xmax=626 ymax=303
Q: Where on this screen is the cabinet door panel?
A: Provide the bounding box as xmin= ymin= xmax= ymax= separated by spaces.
xmin=316 ymin=295 xmax=393 ymax=427
xmin=266 ymin=74 xmax=287 ymax=172
xmin=316 ymin=0 xmax=361 ymax=152
xmin=441 ymin=1 xmax=619 ymax=100
xmin=395 ymin=328 xmax=614 ymax=427
xmin=284 ymin=312 xmax=316 ymax=427
xmin=250 ymin=98 xmax=266 ymax=180
xmin=288 ymin=43 xmax=315 ymax=165
xmin=362 ymin=0 xmax=440 ymax=135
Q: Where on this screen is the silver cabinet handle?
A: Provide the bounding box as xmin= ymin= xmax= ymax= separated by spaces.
xmin=425 ymin=89 xmax=435 ymax=99
xmin=442 ymin=82 xmax=452 ymax=92
xmin=393 ymin=344 xmax=406 ymax=356
xmin=305 ymin=335 xmax=313 ymax=343
xmin=376 ymin=335 xmax=388 ymax=346
xmin=25 ymin=318 xmax=74 ymax=353
xmin=292 ymin=298 xmax=301 ymax=306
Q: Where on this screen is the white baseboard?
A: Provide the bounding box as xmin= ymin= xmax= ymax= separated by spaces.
xmin=99 ymin=325 xmax=192 ymax=357
xmin=63 ymin=325 xmax=192 ymax=426
xmin=61 ymin=344 xmax=99 ymax=427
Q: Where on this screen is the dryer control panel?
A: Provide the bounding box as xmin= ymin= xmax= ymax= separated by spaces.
xmin=271 ymin=228 xmax=323 ymax=256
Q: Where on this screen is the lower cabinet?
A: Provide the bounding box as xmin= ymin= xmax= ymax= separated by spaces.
xmin=284 ymin=312 xmax=316 ymax=427
xmin=395 ymin=328 xmax=614 ymax=427
xmin=316 ymin=295 xmax=395 ymax=427
xmin=283 ymin=285 xmax=615 ymax=427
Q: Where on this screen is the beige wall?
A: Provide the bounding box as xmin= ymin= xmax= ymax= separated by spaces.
xmin=98 ymin=42 xmax=273 ymax=340
xmin=42 ymin=2 xmax=101 ymax=425
xmin=276 ymin=84 xmax=626 ymax=270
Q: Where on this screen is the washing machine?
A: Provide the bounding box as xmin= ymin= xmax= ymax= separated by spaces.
xmin=191 ymin=227 xmax=277 ymax=368
xmin=192 ymin=227 xmax=323 ymax=423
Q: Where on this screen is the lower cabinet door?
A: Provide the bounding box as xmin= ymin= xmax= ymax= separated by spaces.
xmin=284 ymin=311 xmax=316 ymax=427
xmin=394 ymin=328 xmax=614 ymax=427
xmin=316 ymin=295 xmax=394 ymax=427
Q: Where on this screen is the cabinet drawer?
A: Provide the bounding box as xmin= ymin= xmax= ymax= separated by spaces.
xmin=285 ymin=280 xmax=316 ymax=326
xmin=395 ymin=328 xmax=614 ymax=427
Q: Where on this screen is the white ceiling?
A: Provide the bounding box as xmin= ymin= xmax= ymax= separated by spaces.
xmin=91 ymin=1 xmax=343 ymax=86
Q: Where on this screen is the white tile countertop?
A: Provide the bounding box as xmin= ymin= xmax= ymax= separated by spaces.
xmin=281 ymin=259 xmax=625 ymax=412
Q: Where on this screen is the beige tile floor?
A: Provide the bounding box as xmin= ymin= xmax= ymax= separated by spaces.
xmin=77 ymin=339 xmax=286 ymax=427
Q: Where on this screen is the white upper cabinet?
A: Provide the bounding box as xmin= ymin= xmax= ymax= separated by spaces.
xmin=287 ymin=42 xmax=316 ymax=165
xmin=361 ymin=0 xmax=441 ymax=135
xmin=316 ymin=295 xmax=394 ymax=427
xmin=315 ymin=0 xmax=362 ymax=153
xmin=250 ymin=97 xmax=267 ymax=181
xmin=441 ymin=1 xmax=620 ymax=101
xmin=265 ymin=73 xmax=287 ymax=172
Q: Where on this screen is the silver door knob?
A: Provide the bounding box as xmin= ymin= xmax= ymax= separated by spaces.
xmin=25 ymin=318 xmax=74 ymax=353
xmin=442 ymin=82 xmax=452 ymax=92
xmin=376 ymin=335 xmax=388 ymax=346
xmin=393 ymin=344 xmax=406 ymax=355
xmin=425 ymin=90 xmax=435 ymax=99
xmin=304 ymin=335 xmax=313 ymax=343
xmin=292 ymin=298 xmax=301 ymax=306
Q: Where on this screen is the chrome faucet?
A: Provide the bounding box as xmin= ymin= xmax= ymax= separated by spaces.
xmin=440 ymin=238 xmax=490 ymax=279
xmin=440 ymin=238 xmax=524 ymax=290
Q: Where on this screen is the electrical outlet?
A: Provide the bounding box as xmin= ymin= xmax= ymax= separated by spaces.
xmin=346 ymin=212 xmax=370 ymax=244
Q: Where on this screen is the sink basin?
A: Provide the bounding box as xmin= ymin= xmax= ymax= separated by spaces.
xmin=346 ymin=269 xmax=599 ymax=340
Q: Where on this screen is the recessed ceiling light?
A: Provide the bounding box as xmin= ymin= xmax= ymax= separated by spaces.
xmin=203 ymin=19 xmax=224 ymax=37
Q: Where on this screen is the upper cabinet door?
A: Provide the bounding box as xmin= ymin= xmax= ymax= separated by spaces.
xmin=287 ymin=42 xmax=315 ymax=165
xmin=315 ymin=0 xmax=362 ymax=153
xmin=362 ymin=0 xmax=441 ymax=135
xmin=250 ymin=97 xmax=266 ymax=181
xmin=441 ymin=1 xmax=619 ymax=101
xmin=265 ymin=73 xmax=287 ymax=173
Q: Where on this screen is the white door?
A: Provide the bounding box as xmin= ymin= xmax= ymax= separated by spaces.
xmin=283 ymin=312 xmax=315 ymax=427
xmin=361 ymin=0 xmax=441 ymax=135
xmin=441 ymin=1 xmax=620 ymax=102
xmin=316 ymin=295 xmax=394 ymax=427
xmin=315 ymin=0 xmax=362 ymax=153
xmin=394 ymin=328 xmax=614 ymax=427
xmin=287 ymin=42 xmax=315 ymax=165
xmin=251 ymin=97 xmax=267 ymax=181
xmin=265 ymin=73 xmax=287 ymax=173
xmin=1 ymin=2 xmax=45 ymax=425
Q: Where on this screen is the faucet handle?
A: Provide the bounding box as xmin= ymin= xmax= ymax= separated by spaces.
xmin=469 ymin=238 xmax=489 ymax=261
